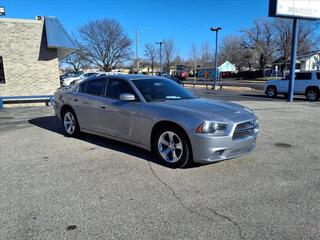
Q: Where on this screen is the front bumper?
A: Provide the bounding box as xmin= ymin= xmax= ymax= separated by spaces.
xmin=189 ymin=130 xmax=258 ymax=164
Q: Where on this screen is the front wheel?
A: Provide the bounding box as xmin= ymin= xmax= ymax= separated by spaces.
xmin=153 ymin=127 xmax=192 ymax=168
xmin=306 ymin=88 xmax=319 ymax=101
xmin=62 ymin=109 xmax=80 ymax=137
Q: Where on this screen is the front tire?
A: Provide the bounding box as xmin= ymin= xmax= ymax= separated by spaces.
xmin=62 ymin=109 xmax=80 ymax=137
xmin=306 ymin=88 xmax=319 ymax=101
xmin=153 ymin=126 xmax=192 ymax=168
xmin=266 ymin=86 xmax=277 ymax=98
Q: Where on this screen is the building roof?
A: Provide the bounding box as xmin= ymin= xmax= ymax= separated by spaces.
xmin=198 ymin=62 xmax=215 ymax=70
xmin=44 ymin=16 xmax=77 ymax=60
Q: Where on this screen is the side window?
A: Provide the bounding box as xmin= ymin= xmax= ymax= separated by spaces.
xmin=296 ymin=73 xmax=312 ymax=80
xmin=78 ymin=82 xmax=87 ymax=93
xmin=85 ymin=79 xmax=105 ymax=96
xmin=0 ymin=57 xmax=5 ymax=84
xmin=106 ymin=79 xmax=136 ymax=99
xmin=317 ymin=73 xmax=320 ymax=80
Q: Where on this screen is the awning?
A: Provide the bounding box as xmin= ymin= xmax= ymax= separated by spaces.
xmin=44 ymin=16 xmax=77 ymax=60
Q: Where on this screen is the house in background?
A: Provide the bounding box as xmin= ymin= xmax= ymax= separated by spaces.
xmin=273 ymin=51 xmax=320 ymax=76
xmin=0 ymin=16 xmax=76 ymax=96
xmin=197 ymin=61 xmax=236 ymax=78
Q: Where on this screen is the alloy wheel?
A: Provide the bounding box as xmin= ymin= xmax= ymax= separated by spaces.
xmin=157 ymin=131 xmax=183 ymax=163
xmin=63 ymin=112 xmax=76 ymax=135
xmin=307 ymin=90 xmax=318 ymax=101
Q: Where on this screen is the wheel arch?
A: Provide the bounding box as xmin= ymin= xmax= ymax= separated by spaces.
xmin=60 ymin=104 xmax=75 ymax=120
xmin=150 ymin=120 xmax=193 ymax=153
xmin=305 ymin=86 xmax=320 ymax=95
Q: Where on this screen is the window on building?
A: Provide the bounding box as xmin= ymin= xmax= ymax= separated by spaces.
xmin=0 ymin=57 xmax=5 ymax=84
xmin=296 ymin=73 xmax=312 ymax=80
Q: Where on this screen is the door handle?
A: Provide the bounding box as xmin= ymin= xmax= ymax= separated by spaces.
xmin=74 ymin=98 xmax=78 ymax=102
xmin=100 ymin=105 xmax=107 ymax=109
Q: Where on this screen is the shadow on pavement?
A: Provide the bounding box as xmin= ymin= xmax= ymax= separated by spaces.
xmin=28 ymin=116 xmax=203 ymax=169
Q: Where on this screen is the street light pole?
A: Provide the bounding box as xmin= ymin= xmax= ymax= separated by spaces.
xmin=210 ymin=27 xmax=222 ymax=90
xmin=156 ymin=42 xmax=163 ymax=76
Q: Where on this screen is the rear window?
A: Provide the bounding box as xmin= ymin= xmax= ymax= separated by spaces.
xmin=296 ymin=73 xmax=312 ymax=80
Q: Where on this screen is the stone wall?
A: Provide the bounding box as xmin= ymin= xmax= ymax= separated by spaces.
xmin=0 ymin=18 xmax=60 ymax=96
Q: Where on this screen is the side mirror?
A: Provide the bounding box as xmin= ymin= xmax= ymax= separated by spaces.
xmin=119 ymin=93 xmax=136 ymax=101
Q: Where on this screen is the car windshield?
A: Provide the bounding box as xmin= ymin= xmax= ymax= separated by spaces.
xmin=132 ymin=78 xmax=194 ymax=102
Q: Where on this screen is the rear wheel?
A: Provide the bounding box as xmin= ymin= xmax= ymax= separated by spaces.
xmin=62 ymin=109 xmax=80 ymax=137
xmin=306 ymin=88 xmax=319 ymax=101
xmin=153 ymin=126 xmax=192 ymax=168
xmin=266 ymin=86 xmax=277 ymax=98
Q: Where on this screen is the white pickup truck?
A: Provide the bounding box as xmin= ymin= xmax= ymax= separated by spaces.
xmin=264 ymin=71 xmax=320 ymax=101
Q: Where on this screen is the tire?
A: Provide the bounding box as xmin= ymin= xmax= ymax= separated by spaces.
xmin=305 ymin=88 xmax=319 ymax=101
xmin=153 ymin=126 xmax=192 ymax=168
xmin=61 ymin=108 xmax=80 ymax=137
xmin=266 ymin=86 xmax=277 ymax=98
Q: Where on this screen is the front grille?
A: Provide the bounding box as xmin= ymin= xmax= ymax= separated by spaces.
xmin=233 ymin=120 xmax=255 ymax=140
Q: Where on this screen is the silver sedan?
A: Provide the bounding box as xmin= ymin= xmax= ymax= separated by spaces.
xmin=54 ymin=75 xmax=259 ymax=168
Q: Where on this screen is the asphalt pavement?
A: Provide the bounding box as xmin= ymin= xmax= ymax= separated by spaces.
xmin=0 ymin=90 xmax=319 ymax=240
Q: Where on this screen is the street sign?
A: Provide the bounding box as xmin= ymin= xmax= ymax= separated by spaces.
xmin=0 ymin=6 xmax=5 ymax=16
xmin=269 ymin=0 xmax=320 ymax=20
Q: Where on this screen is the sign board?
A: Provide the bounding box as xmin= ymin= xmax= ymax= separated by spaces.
xmin=269 ymin=0 xmax=320 ymax=20
xmin=0 ymin=6 xmax=5 ymax=16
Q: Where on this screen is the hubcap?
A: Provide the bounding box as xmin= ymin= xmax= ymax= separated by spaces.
xmin=158 ymin=131 xmax=183 ymax=163
xmin=307 ymin=91 xmax=317 ymax=100
xmin=267 ymin=88 xmax=275 ymax=97
xmin=63 ymin=112 xmax=76 ymax=134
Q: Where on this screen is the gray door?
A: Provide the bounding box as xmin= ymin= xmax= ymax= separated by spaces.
xmin=98 ymin=79 xmax=141 ymax=142
xmin=73 ymin=79 xmax=106 ymax=132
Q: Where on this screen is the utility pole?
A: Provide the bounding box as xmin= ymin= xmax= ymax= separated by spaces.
xmin=136 ymin=30 xmax=139 ymax=73
xmin=210 ymin=27 xmax=222 ymax=90
xmin=156 ymin=42 xmax=163 ymax=76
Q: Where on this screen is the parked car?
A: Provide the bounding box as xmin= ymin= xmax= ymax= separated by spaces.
xmin=69 ymin=72 xmax=123 ymax=85
xmin=60 ymin=71 xmax=83 ymax=82
xmin=61 ymin=72 xmax=97 ymax=86
xmin=265 ymin=71 xmax=320 ymax=101
xmin=54 ymin=75 xmax=259 ymax=168
xmin=162 ymin=74 xmax=183 ymax=85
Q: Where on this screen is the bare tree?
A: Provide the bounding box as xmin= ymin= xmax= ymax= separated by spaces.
xmin=242 ymin=19 xmax=276 ymax=71
xmin=144 ymin=44 xmax=158 ymax=73
xmin=78 ymin=18 xmax=132 ymax=71
xmin=63 ymin=49 xmax=88 ymax=71
xmin=200 ymin=42 xmax=213 ymax=64
xmin=189 ymin=43 xmax=199 ymax=75
xmin=163 ymin=39 xmax=176 ymax=73
xmin=273 ymin=18 xmax=320 ymax=69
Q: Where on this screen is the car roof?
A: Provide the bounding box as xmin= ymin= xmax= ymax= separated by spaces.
xmin=85 ymin=74 xmax=165 ymax=82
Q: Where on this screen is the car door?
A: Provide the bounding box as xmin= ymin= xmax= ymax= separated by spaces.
xmin=278 ymin=78 xmax=289 ymax=93
xmin=295 ymin=72 xmax=312 ymax=94
xmin=98 ymin=78 xmax=141 ymax=143
xmin=72 ymin=78 xmax=106 ymax=132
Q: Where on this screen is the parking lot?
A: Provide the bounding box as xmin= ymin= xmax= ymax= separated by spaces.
xmin=0 ymin=89 xmax=319 ymax=240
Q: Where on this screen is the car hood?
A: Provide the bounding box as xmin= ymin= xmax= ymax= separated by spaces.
xmin=152 ymin=98 xmax=255 ymax=123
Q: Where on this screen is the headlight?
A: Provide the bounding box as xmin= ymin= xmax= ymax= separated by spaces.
xmin=196 ymin=121 xmax=228 ymax=135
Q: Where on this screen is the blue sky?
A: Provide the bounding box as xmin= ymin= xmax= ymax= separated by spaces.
xmin=2 ymin=0 xmax=270 ymax=59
